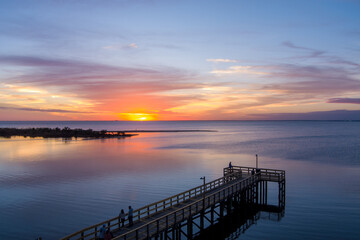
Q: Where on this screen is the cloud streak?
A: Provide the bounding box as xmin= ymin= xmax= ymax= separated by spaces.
xmin=103 ymin=43 xmax=138 ymax=50
xmin=282 ymin=41 xmax=360 ymax=69
xmin=206 ymin=59 xmax=238 ymax=63
xmin=0 ymin=106 xmax=91 ymax=113
xmin=249 ymin=110 xmax=360 ymax=120
xmin=210 ymin=65 xmax=269 ymax=75
xmin=282 ymin=41 xmax=325 ymax=58
xmin=327 ymin=98 xmax=360 ymax=104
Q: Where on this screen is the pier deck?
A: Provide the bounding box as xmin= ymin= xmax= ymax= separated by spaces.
xmin=62 ymin=166 xmax=285 ymax=240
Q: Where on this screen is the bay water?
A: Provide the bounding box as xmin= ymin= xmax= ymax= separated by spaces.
xmin=0 ymin=121 xmax=359 ymax=239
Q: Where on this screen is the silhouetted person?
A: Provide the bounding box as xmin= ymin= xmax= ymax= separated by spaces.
xmin=99 ymin=224 xmax=106 ymax=240
xmin=119 ymin=209 xmax=126 ymax=227
xmin=229 ymin=161 xmax=233 ymax=173
xmin=128 ymin=206 xmax=134 ymax=226
xmin=104 ymin=229 xmax=113 ymax=240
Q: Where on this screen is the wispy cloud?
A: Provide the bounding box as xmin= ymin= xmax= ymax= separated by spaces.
xmin=210 ymin=65 xmax=269 ymax=75
xmin=248 ymin=110 xmax=360 ymax=120
xmin=327 ymin=98 xmax=360 ymax=104
xmin=206 ymin=59 xmax=238 ymax=63
xmin=260 ymin=64 xmax=360 ymax=94
xmin=282 ymin=41 xmax=325 ymax=58
xmin=0 ymin=105 xmax=91 ymax=113
xmin=103 ymin=43 xmax=138 ymax=50
xmin=282 ymin=41 xmax=360 ymax=69
xmin=0 ymin=55 xmax=84 ymax=67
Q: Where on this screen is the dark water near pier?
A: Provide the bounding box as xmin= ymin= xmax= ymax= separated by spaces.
xmin=0 ymin=121 xmax=359 ymax=239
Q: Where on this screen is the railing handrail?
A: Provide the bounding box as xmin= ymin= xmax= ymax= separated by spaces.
xmin=61 ymin=169 xmax=243 ymax=239
xmin=225 ymin=166 xmax=285 ymax=173
xmin=224 ymin=166 xmax=285 ymax=179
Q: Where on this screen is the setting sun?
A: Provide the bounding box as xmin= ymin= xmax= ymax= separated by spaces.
xmin=119 ymin=113 xmax=157 ymax=121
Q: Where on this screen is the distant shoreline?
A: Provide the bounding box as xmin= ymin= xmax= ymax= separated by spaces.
xmin=0 ymin=127 xmax=216 ymax=139
xmin=122 ymin=130 xmax=217 ymax=133
xmin=0 ymin=127 xmax=135 ymax=138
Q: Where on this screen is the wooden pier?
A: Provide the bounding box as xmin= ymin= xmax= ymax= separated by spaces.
xmin=62 ymin=166 xmax=285 ymax=240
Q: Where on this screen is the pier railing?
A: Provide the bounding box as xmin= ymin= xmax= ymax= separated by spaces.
xmin=61 ymin=170 xmax=243 ymax=240
xmin=224 ymin=166 xmax=285 ymax=182
xmin=113 ymin=173 xmax=262 ymax=240
xmin=62 ymin=166 xmax=285 ymax=240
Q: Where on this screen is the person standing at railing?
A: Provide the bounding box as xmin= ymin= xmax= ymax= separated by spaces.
xmin=128 ymin=206 xmax=134 ymax=226
xmin=104 ymin=229 xmax=113 ymax=240
xmin=119 ymin=209 xmax=126 ymax=227
xmin=99 ymin=224 xmax=106 ymax=240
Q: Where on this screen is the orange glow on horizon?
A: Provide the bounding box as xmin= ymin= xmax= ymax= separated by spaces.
xmin=119 ymin=112 xmax=158 ymax=121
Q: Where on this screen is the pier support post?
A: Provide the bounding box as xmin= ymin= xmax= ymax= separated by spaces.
xmin=176 ymin=224 xmax=181 ymax=240
xmin=200 ymin=210 xmax=204 ymax=231
xmin=227 ymin=197 xmax=233 ymax=214
xmin=210 ymin=206 xmax=214 ymax=225
xmin=265 ymin=181 xmax=268 ymax=204
xmin=172 ymin=226 xmax=176 ymax=240
xmin=278 ymin=179 xmax=286 ymax=208
xmin=187 ymin=217 xmax=193 ymax=240
xmin=256 ymin=182 xmax=259 ymax=204
xmin=220 ymin=202 xmax=224 ymax=218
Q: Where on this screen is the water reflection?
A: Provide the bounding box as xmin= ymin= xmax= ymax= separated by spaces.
xmin=0 ymin=136 xmax=196 ymax=187
xmin=196 ymin=205 xmax=285 ymax=240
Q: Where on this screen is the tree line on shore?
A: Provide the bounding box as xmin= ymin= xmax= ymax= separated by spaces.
xmin=0 ymin=127 xmax=132 ymax=138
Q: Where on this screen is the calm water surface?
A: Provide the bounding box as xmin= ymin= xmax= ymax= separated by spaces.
xmin=0 ymin=121 xmax=359 ymax=239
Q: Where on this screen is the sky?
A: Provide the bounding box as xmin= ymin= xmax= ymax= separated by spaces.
xmin=0 ymin=0 xmax=360 ymax=121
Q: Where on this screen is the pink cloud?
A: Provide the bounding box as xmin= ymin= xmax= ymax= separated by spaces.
xmin=2 ymin=54 xmax=360 ymax=120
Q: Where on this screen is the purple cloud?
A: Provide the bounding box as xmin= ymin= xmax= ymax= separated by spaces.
xmin=327 ymin=98 xmax=360 ymax=104
xmin=282 ymin=41 xmax=360 ymax=69
xmin=0 ymin=106 xmax=91 ymax=113
xmin=0 ymin=56 xmax=83 ymax=67
xmin=282 ymin=41 xmax=325 ymax=58
xmin=249 ymin=110 xmax=360 ymax=121
xmin=0 ymin=55 xmax=205 ymax=114
xmin=0 ymin=55 xmax=193 ymax=87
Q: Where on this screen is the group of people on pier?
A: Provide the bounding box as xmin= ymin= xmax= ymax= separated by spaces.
xmin=119 ymin=206 xmax=133 ymax=227
xmin=97 ymin=206 xmax=133 ymax=240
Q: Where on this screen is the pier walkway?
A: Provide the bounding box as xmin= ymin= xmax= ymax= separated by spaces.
xmin=62 ymin=166 xmax=285 ymax=240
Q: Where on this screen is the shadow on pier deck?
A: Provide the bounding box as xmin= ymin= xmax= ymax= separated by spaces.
xmin=62 ymin=166 xmax=285 ymax=240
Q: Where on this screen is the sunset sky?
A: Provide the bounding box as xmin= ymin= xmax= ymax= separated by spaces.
xmin=1 ymin=0 xmax=360 ymax=120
